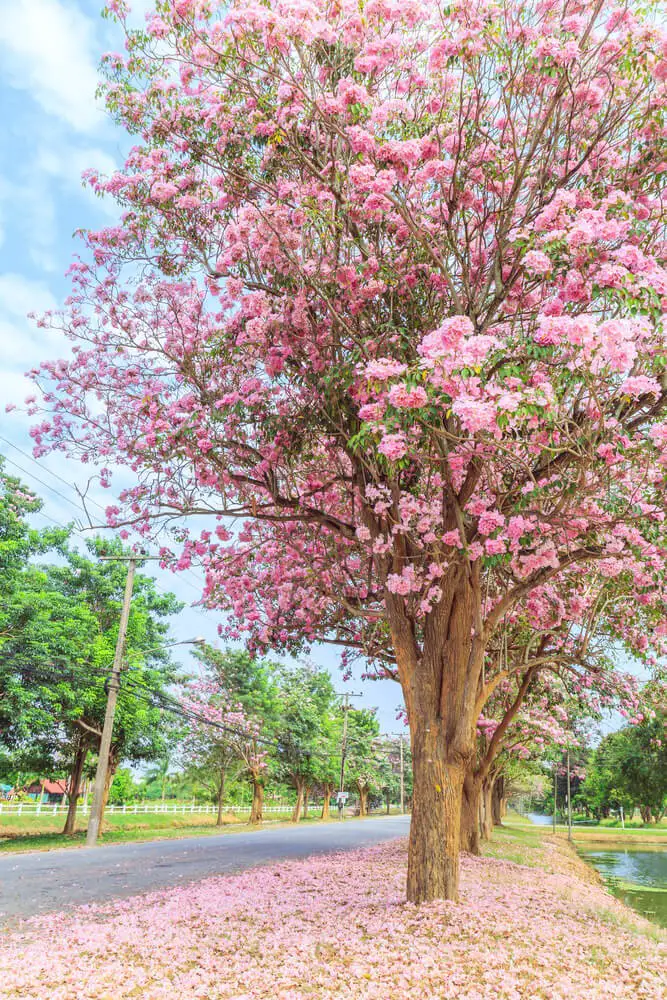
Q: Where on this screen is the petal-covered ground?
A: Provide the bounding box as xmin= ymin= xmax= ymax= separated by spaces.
xmin=0 ymin=829 xmax=664 ymax=999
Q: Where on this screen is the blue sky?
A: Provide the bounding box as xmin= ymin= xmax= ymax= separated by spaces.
xmin=0 ymin=0 xmax=404 ymax=729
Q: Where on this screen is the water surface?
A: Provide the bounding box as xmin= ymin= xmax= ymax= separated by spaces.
xmin=578 ymin=847 xmax=667 ymax=928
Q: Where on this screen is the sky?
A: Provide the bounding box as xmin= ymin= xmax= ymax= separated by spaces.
xmin=0 ymin=0 xmax=405 ymax=730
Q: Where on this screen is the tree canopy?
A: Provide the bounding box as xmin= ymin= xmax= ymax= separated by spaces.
xmin=24 ymin=0 xmax=667 ymax=901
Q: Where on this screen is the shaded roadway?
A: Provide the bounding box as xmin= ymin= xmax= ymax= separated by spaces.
xmin=0 ymin=814 xmax=410 ymax=922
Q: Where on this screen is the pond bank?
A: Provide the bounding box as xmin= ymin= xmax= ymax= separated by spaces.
xmin=525 ymin=813 xmax=667 ymax=845
xmin=0 ymin=821 xmax=664 ymax=999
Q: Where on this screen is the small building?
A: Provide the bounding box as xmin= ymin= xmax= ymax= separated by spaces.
xmin=25 ymin=779 xmax=80 ymax=804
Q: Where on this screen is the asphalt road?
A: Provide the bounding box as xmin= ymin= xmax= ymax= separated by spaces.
xmin=0 ymin=815 xmax=410 ymax=922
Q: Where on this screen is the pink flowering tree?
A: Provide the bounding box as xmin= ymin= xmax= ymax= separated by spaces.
xmin=472 ymin=659 xmax=638 ymax=842
xmin=181 ymin=681 xmax=266 ymax=824
xmin=459 ymin=567 xmax=657 ymax=851
xmin=26 ymin=0 xmax=667 ymax=900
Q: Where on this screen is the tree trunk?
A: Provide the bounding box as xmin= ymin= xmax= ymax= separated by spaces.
xmin=408 ymin=719 xmax=465 ymax=902
xmin=480 ymin=778 xmax=494 ymax=841
xmin=302 ymin=784 xmax=311 ymax=818
xmin=460 ymin=771 xmax=482 ymax=854
xmin=386 ymin=788 xmax=391 ymax=814
xmin=492 ymin=776 xmax=505 ymax=826
xmin=291 ymin=777 xmax=305 ymax=823
xmin=249 ymin=777 xmax=263 ymax=824
xmin=63 ymin=741 xmax=87 ymax=836
xmin=216 ymin=768 xmax=226 ymax=826
xmin=320 ymin=783 xmax=332 ymax=820
xmin=357 ymin=782 xmax=369 ymax=817
xmin=387 ymin=567 xmax=482 ymax=903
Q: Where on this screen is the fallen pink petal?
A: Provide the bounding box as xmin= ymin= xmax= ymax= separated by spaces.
xmin=1 ymin=839 xmax=664 ymax=1000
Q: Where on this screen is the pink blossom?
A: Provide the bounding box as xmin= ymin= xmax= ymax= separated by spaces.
xmin=378 ymin=433 xmax=407 ymax=461
xmin=365 ymin=358 xmax=408 ymax=380
xmin=387 ymin=384 xmax=428 ymax=409
xmin=452 ymin=396 xmax=497 ymax=434
xmin=419 ymin=315 xmax=475 ymax=358
xmin=151 ymin=181 xmax=179 ymax=202
xmin=523 ymin=250 xmax=552 ymax=275
xmin=620 ymin=375 xmax=661 ymax=397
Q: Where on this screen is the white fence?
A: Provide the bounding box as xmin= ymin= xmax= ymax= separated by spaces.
xmin=0 ymin=802 xmax=293 ymax=818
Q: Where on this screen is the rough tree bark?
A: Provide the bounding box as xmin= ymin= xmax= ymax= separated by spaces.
xmin=480 ymin=778 xmax=494 ymax=841
xmin=388 ymin=567 xmax=484 ymax=903
xmin=461 ymin=662 xmax=539 ymax=849
xmin=249 ymin=775 xmax=263 ymax=824
xmin=302 ymin=784 xmax=311 ymax=819
xmin=492 ymin=776 xmax=505 ymax=826
xmin=460 ymin=772 xmax=482 ymax=854
xmin=291 ymin=776 xmax=306 ymax=822
xmin=357 ymin=780 xmax=369 ymax=817
xmin=320 ymin=782 xmax=333 ymax=819
xmin=62 ymin=738 xmax=87 ymax=836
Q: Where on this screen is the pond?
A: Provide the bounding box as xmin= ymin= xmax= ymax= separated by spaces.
xmin=578 ymin=847 xmax=667 ymax=928
xmin=526 ymin=812 xmax=553 ymax=827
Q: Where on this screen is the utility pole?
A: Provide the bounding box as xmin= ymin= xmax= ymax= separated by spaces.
xmin=336 ymin=691 xmax=361 ymax=818
xmin=85 ymin=554 xmax=201 ymax=846
xmin=566 ymin=747 xmax=573 ymax=842
xmin=553 ymin=765 xmax=557 ymax=835
xmin=86 ymin=557 xmax=137 ymax=847
xmin=399 ymin=735 xmax=405 ymax=814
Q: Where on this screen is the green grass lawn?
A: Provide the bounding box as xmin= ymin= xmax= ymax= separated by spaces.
xmin=0 ymin=808 xmax=310 ymax=853
xmin=482 ymin=817 xmax=546 ymax=866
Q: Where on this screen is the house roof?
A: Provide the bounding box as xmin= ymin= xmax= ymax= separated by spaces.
xmin=27 ymin=779 xmax=70 ymax=795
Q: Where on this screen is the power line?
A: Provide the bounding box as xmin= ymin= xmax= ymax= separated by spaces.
xmin=0 ymin=436 xmax=108 ymax=514
xmin=121 ymin=676 xmax=396 ymax=771
xmin=1 ymin=453 xmax=88 ymax=518
xmin=0 ymin=438 xmax=214 ymax=621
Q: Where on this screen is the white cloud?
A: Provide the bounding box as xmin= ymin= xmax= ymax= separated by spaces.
xmin=0 ymin=275 xmax=63 ymax=380
xmin=36 ymin=142 xmax=120 ymax=217
xmin=0 ymin=0 xmax=103 ymax=133
xmin=0 ymin=273 xmax=57 ymax=319
xmin=37 ymin=145 xmax=118 ymax=185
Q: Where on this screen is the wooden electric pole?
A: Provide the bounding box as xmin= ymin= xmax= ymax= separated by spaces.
xmin=567 ymin=747 xmax=573 ymax=842
xmin=336 ymin=691 xmax=362 ymax=817
xmin=553 ymin=765 xmax=557 ymax=835
xmin=86 ymin=557 xmax=137 ymax=847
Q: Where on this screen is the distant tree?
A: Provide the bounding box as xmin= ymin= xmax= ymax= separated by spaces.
xmin=192 ymin=646 xmax=280 ymax=823
xmin=379 ymin=734 xmax=412 ymax=814
xmin=272 ymin=664 xmax=338 ymax=823
xmin=581 ymin=687 xmax=666 ymax=823
xmin=311 ymin=708 xmax=342 ymax=820
xmin=0 ymin=456 xmax=64 ymax=618
xmin=108 ymin=768 xmax=138 ymax=805
xmin=180 ymin=678 xmax=266 ymax=825
xmin=0 ymin=536 xmax=182 ymax=835
xmin=344 ymin=709 xmax=384 ymax=817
